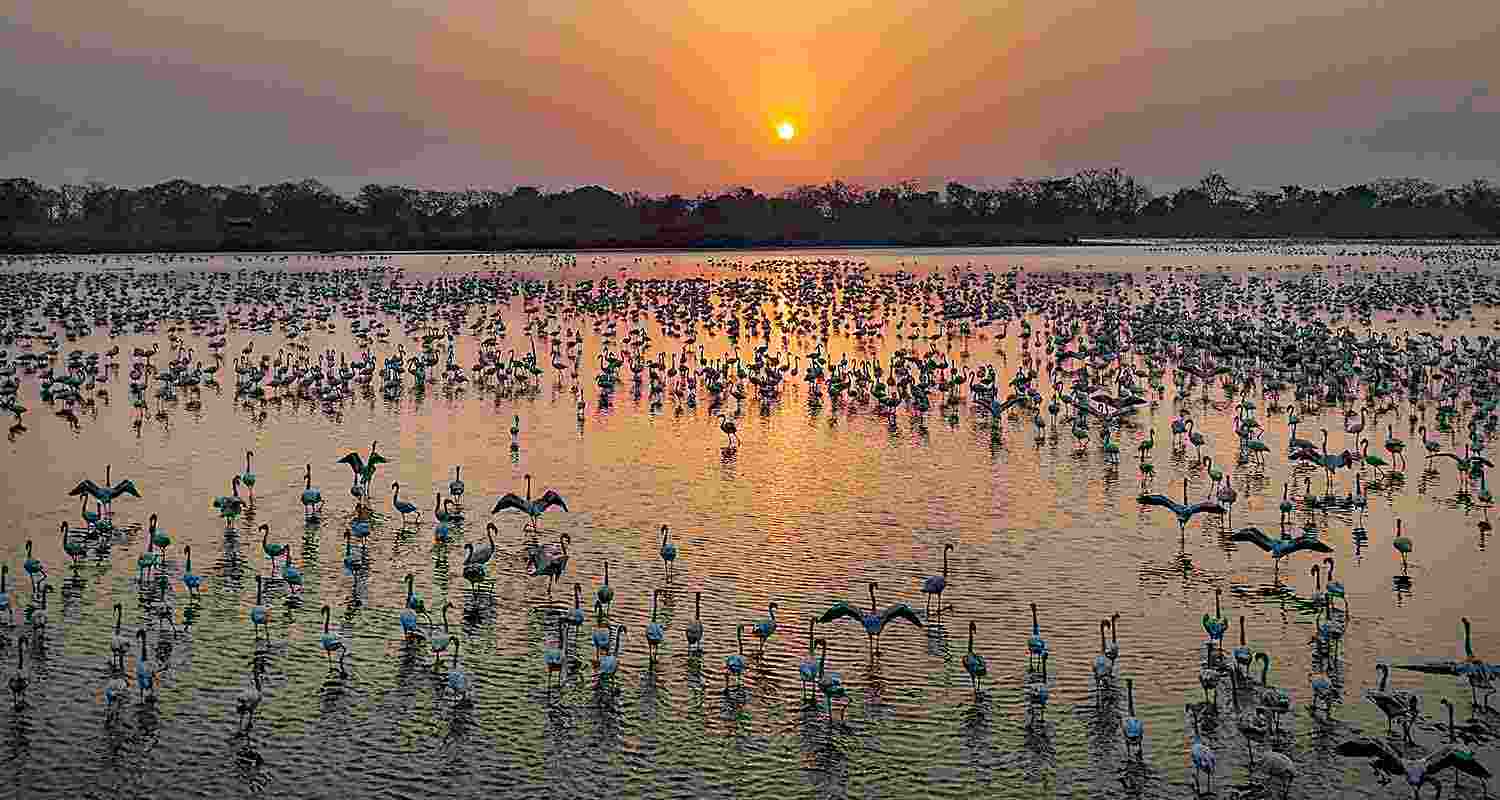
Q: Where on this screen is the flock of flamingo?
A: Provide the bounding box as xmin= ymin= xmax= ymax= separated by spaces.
xmin=3 ymin=250 xmax=1500 ymax=797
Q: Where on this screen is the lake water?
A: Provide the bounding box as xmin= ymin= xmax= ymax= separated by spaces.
xmin=2 ymin=242 xmax=1498 ymax=799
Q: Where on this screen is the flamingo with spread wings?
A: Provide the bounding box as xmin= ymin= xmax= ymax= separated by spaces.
xmin=336 ymin=441 xmax=387 ymax=505
xmin=1335 ymin=736 xmax=1492 ymax=798
xmin=492 ymin=473 xmax=569 ymax=535
xmin=1230 ymin=527 xmax=1333 ymax=580
xmin=68 ymin=464 xmax=141 ymax=516
xmin=1138 ymin=478 xmax=1226 ymax=533
xmin=819 ymin=581 xmax=924 ymax=656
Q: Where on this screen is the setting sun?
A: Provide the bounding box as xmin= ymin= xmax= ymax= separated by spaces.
xmin=775 ymin=120 xmax=797 ymax=141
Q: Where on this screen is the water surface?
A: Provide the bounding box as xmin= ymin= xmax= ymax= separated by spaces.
xmin=2 ymin=243 xmax=1498 ymax=799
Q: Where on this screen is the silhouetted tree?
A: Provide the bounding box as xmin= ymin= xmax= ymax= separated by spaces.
xmin=4 ymin=170 xmax=1499 ymax=252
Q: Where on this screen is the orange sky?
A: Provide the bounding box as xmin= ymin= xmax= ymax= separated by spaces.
xmin=2 ymin=0 xmax=1497 ymax=193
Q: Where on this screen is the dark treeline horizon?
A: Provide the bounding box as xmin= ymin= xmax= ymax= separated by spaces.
xmin=2 ymin=170 xmax=1498 ymax=253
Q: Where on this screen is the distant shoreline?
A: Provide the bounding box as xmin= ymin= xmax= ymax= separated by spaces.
xmin=6 ymin=233 xmax=1500 ymax=258
xmin=5 ymin=172 xmax=1497 ymax=255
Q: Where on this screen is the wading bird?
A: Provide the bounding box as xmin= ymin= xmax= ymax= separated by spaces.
xmin=819 ymin=582 xmax=924 ymax=656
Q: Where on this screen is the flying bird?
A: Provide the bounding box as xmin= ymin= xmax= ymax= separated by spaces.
xmin=1335 ymin=736 xmax=1492 ymax=799
xmin=1230 ymin=527 xmax=1333 ymax=578
xmin=1138 ymin=478 xmax=1226 ymax=532
xmin=819 ymin=581 xmax=924 ymax=656
xmin=492 ymin=473 xmax=569 ymax=535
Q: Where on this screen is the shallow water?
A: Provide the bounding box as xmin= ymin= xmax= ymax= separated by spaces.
xmin=2 ymin=243 xmax=1499 ymax=800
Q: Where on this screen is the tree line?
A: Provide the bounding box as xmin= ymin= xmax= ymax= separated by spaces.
xmin=1 ymin=170 xmax=1497 ymax=253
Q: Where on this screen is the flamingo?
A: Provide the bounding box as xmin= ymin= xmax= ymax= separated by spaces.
xmin=1254 ymin=652 xmax=1293 ymax=734
xmin=79 ymin=496 xmax=101 ymax=533
xmin=399 ymin=590 xmax=423 ymax=643
xmin=1336 ymin=735 xmax=1492 ymax=799
xmin=9 ymin=635 xmax=29 ymax=708
xmin=1202 ymin=587 xmax=1229 ymax=667
xmin=250 ymin=575 xmax=270 ymax=639
xmin=61 ymin=521 xmax=86 ymax=565
xmin=1233 ymin=616 xmax=1252 ymax=677
xmin=68 ymin=465 xmax=141 ymax=517
xmin=1188 ymin=421 xmax=1207 ymax=461
xmin=491 ymin=474 xmax=569 ymax=536
xmin=815 ymin=638 xmax=849 ymax=718
xmin=560 ymin=583 xmax=586 ymax=631
xmin=300 ymin=464 xmax=324 ymax=519
xmin=282 ymin=543 xmax=304 ymax=593
xmin=1123 ymin=677 xmax=1145 ymax=760
xmin=104 ymin=674 xmax=128 ymax=720
xmin=109 ymin=602 xmax=131 ymax=671
xmin=241 ymin=450 xmax=256 ymax=500
xmin=658 ymin=524 xmax=677 ymax=580
xmin=135 ymin=629 xmax=159 ymax=703
xmin=750 ymin=602 xmax=778 ymax=653
xmin=433 ymin=499 xmax=452 ymax=542
xmin=818 ymin=582 xmax=923 ymax=656
xmin=1188 ymin=704 xmax=1217 ymax=795
xmin=1439 ymin=698 xmax=1493 ymax=794
xmin=390 ymin=482 xmax=418 ymax=524
xmin=963 ymin=621 xmax=988 ymax=702
xmin=1385 ymin=425 xmax=1408 ymax=471
xmin=135 ymin=537 xmax=159 ymax=585
xmin=1138 ymin=478 xmax=1226 ymax=534
xmin=685 ymin=591 xmax=704 ymax=652
xmin=259 ymin=524 xmax=286 ymax=569
xmin=237 ymin=670 xmax=263 ymax=731
xmin=336 ymin=441 xmax=386 ymax=502
xmin=212 ymin=475 xmax=245 ymax=528
xmin=319 ymin=604 xmax=345 ymax=670
xmin=461 ymin=559 xmax=488 ymax=599
xmin=465 ymin=523 xmax=497 ymax=567
xmin=798 ymin=619 xmax=819 ymax=700
xmin=22 ymin=539 xmax=45 ymax=592
xmin=645 ymin=589 xmax=666 ymax=663
xmin=1027 ymin=602 xmax=1049 ymax=676
xmin=596 ymin=561 xmax=615 ymax=619
xmin=1324 ymin=558 xmax=1347 ymax=612
xmin=1094 ymin=620 xmax=1114 ymax=692
xmin=1367 ymin=663 xmax=1418 ymax=739
xmin=591 ymin=610 xmax=612 ymax=664
xmin=598 ymin=625 xmax=626 ymax=696
xmin=0 ymin=565 xmax=10 ymax=625
xmin=920 ymin=542 xmax=953 ymax=616
xmin=444 ymin=638 xmax=468 ymax=703
xmin=531 ymin=532 xmax=571 ymax=595
xmin=1393 ymin=519 xmax=1413 ymax=571
xmin=1394 ymin=617 xmax=1499 ymax=709
xmin=1230 ymin=527 xmax=1333 ymax=579
xmin=182 ymin=545 xmax=202 ymax=598
xmin=725 ymin=624 xmax=748 ymax=690
xmin=543 ymin=617 xmax=567 ymax=694
xmin=427 ymin=602 xmax=454 ymax=669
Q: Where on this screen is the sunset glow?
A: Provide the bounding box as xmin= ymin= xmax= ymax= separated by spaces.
xmin=0 ymin=1 xmax=1496 ymax=192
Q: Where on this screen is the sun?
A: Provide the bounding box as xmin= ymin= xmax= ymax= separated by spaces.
xmin=775 ymin=120 xmax=797 ymax=141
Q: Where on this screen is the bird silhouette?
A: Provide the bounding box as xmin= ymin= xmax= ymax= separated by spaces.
xmin=1138 ymin=478 xmax=1226 ymax=532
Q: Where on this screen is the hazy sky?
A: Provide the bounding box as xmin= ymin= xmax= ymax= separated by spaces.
xmin=2 ymin=0 xmax=1497 ymax=195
